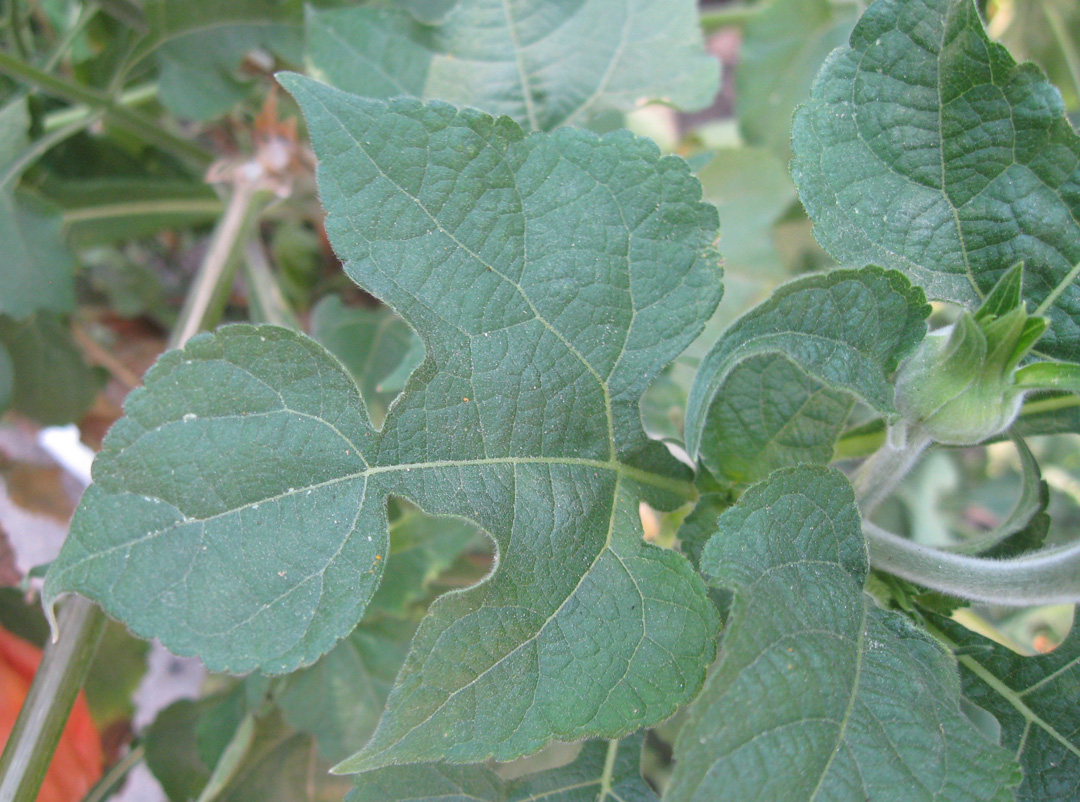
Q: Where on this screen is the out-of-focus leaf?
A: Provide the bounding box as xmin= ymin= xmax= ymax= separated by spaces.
xmin=83 ymin=621 xmax=150 ymax=727
xmin=275 ymin=619 xmax=413 ymax=763
xmin=0 ymin=313 xmax=101 ymax=426
xmin=348 ymin=734 xmax=656 ymax=802
xmin=1013 ymin=393 xmax=1080 ymax=436
xmin=931 ymin=613 xmax=1080 ymax=802
xmin=145 ymin=698 xmax=217 ymax=802
xmin=684 ymin=267 xmax=929 ymax=467
xmin=134 ymin=0 xmax=304 ymax=120
xmin=310 ymin=296 xmax=419 ymax=429
xmin=305 ymin=0 xmax=718 ymax=131
xmin=791 ymin=0 xmax=1080 ymax=361
xmin=43 ymin=177 xmax=222 ymax=246
xmin=696 ymin=146 xmax=797 ymax=278
xmin=0 ymin=343 xmax=12 ymax=414
xmin=736 ymin=0 xmax=857 ymax=161
xmin=997 ymin=0 xmax=1080 ymax=112
xmin=0 ymin=191 xmax=76 ymax=319
xmin=666 ymin=466 xmax=1021 ymax=802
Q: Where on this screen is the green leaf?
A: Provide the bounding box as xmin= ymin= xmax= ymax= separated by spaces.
xmin=136 ymin=0 xmax=304 ymax=120
xmin=695 ymin=352 xmax=854 ymax=484
xmin=684 ymin=266 xmax=929 ymax=464
xmin=736 ymin=0 xmax=857 ymax=161
xmin=665 ymin=466 xmax=1021 ymax=802
xmin=1015 ymin=360 xmax=1080 ymax=393
xmin=0 ymin=99 xmax=76 ymax=318
xmin=791 ymin=0 xmax=1080 ymax=362
xmin=145 ymin=698 xmax=219 ymax=802
xmin=0 ymin=342 xmax=12 ymax=415
xmin=45 ymin=82 xmax=723 ymax=768
xmin=0 ymin=313 xmax=101 ymax=425
xmin=304 ymin=0 xmax=718 ymax=132
xmin=367 ymin=507 xmax=479 ymax=617
xmin=275 ymin=619 xmax=414 ymax=763
xmin=1014 ymin=392 xmax=1080 ymax=436
xmin=347 ymin=734 xmax=655 ymax=802
xmin=930 ymin=613 xmax=1080 ymax=802
xmin=695 ymin=146 xmax=797 ymax=278
xmin=310 ymin=296 xmax=419 ymax=429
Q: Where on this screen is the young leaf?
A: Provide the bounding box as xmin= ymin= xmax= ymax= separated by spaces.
xmin=736 ymin=0 xmax=857 ymax=161
xmin=348 ymin=734 xmax=655 ymax=802
xmin=45 ymin=82 xmax=723 ymax=765
xmin=791 ymin=0 xmax=1080 ymax=361
xmin=684 ymin=266 xmax=929 ymax=464
xmin=929 ymin=614 xmax=1080 ymax=802
xmin=666 ymin=466 xmax=1021 ymax=802
xmin=305 ymin=0 xmax=718 ymax=132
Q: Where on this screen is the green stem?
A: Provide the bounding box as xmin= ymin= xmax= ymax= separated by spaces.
xmin=1034 ymin=259 xmax=1080 ymax=316
xmin=864 ymin=521 xmax=1080 ymax=605
xmin=0 ymin=50 xmax=211 ymax=169
xmin=242 ymin=237 xmax=300 ymax=330
xmin=8 ymin=0 xmax=29 ymax=60
xmin=851 ymin=421 xmax=931 ymax=514
xmin=42 ymin=0 xmax=99 ymax=72
xmin=0 ymin=597 xmax=107 ymax=802
xmin=80 ymin=743 xmax=144 ymax=802
xmin=0 ymin=110 xmax=101 ymax=191
xmin=43 ymin=80 xmax=157 ymax=131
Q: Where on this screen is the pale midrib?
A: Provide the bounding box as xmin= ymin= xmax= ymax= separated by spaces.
xmin=957 ymin=652 xmax=1080 ymax=761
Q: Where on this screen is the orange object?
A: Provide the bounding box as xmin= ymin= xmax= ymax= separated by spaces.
xmin=0 ymin=627 xmax=102 ymax=802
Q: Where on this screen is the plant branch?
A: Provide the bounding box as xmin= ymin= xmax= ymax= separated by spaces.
xmin=43 ymin=81 xmax=157 ymax=132
xmin=42 ymin=0 xmax=99 ymax=72
xmin=864 ymin=521 xmax=1080 ymax=606
xmin=0 ymin=50 xmax=211 ymax=169
xmin=851 ymin=421 xmax=932 ymax=515
xmin=0 ymin=109 xmax=100 ymax=191
xmin=79 ymin=743 xmax=144 ymax=802
xmin=0 ymin=597 xmax=107 ymax=802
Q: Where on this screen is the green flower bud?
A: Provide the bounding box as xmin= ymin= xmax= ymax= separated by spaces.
xmin=894 ymin=265 xmax=1049 ymax=446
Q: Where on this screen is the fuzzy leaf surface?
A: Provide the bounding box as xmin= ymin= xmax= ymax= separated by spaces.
xmin=305 ymin=0 xmax=718 ymax=131
xmin=792 ymin=0 xmax=1080 ymax=361
xmin=666 ymin=466 xmax=1021 ymax=802
xmin=931 ymin=614 xmax=1080 ymax=801
xmin=684 ymin=267 xmax=928 ymax=464
xmin=45 ymin=80 xmax=723 ymax=766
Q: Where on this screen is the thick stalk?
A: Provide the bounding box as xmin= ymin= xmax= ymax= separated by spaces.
xmin=0 ymin=174 xmax=273 ymax=802
xmin=0 ymin=598 xmax=106 ymax=802
xmin=851 ymin=421 xmax=931 ymax=514
xmin=0 ymin=49 xmax=211 ymax=169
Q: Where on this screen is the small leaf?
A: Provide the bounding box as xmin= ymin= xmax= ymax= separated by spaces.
xmin=347 ymin=734 xmax=655 ymax=802
xmin=930 ymin=614 xmax=1080 ymax=802
xmin=736 ymin=0 xmax=857 ymax=160
xmin=666 ymin=466 xmax=1021 ymax=802
xmin=1015 ymin=360 xmax=1080 ymax=393
xmin=684 ymin=266 xmax=929 ymax=463
xmin=305 ymin=0 xmax=718 ymax=132
xmin=791 ymin=0 xmax=1080 ymax=361
xmin=46 ymin=82 xmax=723 ymax=765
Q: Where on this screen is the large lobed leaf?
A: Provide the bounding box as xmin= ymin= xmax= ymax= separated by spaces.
xmin=931 ymin=613 xmax=1080 ymax=801
xmin=792 ymin=0 xmax=1080 ymax=362
xmin=45 ymin=79 xmax=723 ymax=768
xmin=666 ymin=466 xmax=1020 ymax=802
xmin=305 ymin=0 xmax=718 ymax=132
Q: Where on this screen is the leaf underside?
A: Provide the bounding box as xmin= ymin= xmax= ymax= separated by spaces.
xmin=44 ymin=79 xmax=723 ymax=770
xmin=792 ymin=0 xmax=1080 ymax=362
xmin=666 ymin=466 xmax=1021 ymax=802
xmin=305 ymin=0 xmax=718 ymax=132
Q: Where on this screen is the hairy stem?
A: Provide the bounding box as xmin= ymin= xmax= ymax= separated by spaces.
xmin=864 ymin=521 xmax=1080 ymax=605
xmin=851 ymin=421 xmax=931 ymax=514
